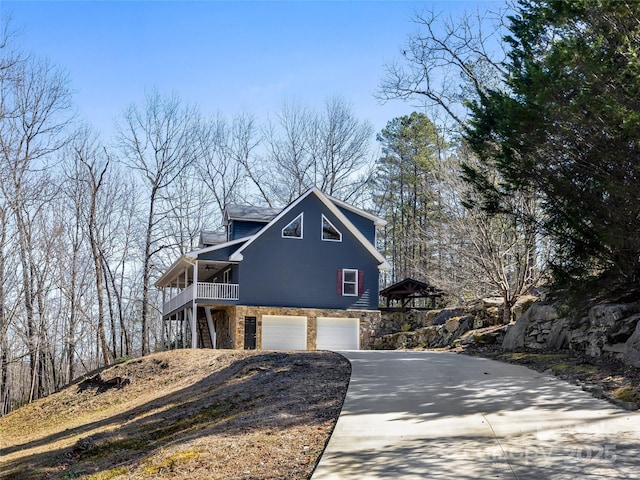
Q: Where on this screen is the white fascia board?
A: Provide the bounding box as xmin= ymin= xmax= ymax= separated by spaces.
xmin=227 ymin=187 xmax=318 ymax=262
xmin=229 ymin=252 xmax=244 ymax=261
xmin=315 ymin=189 xmax=389 ymax=267
xmin=327 ymin=194 xmax=388 ymax=227
xmin=378 ymin=260 xmax=391 ymax=272
xmin=227 ymin=187 xmax=389 ymax=268
xmin=186 ymin=236 xmax=254 ymax=258
xmin=155 ymin=256 xmax=195 ymax=288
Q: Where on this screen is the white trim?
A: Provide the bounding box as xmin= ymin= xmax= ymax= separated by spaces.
xmin=229 ymin=187 xmax=390 ymax=269
xmin=342 ymin=268 xmax=358 ymax=296
xmin=321 ymin=214 xmax=342 ymax=242
xmin=326 ymin=194 xmax=388 ymax=227
xmin=281 ymin=212 xmax=304 ymax=239
xmin=155 ymin=256 xmax=195 ymax=288
xmin=187 ymin=236 xmax=253 ymax=257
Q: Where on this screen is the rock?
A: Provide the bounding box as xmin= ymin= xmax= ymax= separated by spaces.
xmin=513 ymin=295 xmax=538 ymax=320
xmin=602 ymin=343 xmax=626 ymax=354
xmin=452 ymin=317 xmax=472 ymax=341
xmin=482 ymin=297 xmax=504 ymax=308
xmin=445 ymin=317 xmax=460 ymax=333
xmin=503 ymin=319 xmax=528 ymax=350
xmin=589 ymin=303 xmax=640 ymax=328
xmin=503 ymin=303 xmax=565 ymax=350
xmin=582 ymin=384 xmax=605 ymax=399
xmin=433 ymin=308 xmax=465 ymax=326
xmin=547 ymin=317 xmax=570 ymax=349
xmin=608 ymin=313 xmax=640 ymax=344
xmin=624 ymin=320 xmax=640 ymax=367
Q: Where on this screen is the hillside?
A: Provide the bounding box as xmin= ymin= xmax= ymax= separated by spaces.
xmin=0 ymin=350 xmax=350 ymax=480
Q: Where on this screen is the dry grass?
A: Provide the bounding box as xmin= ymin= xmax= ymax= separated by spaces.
xmin=0 ymin=349 xmax=350 ymax=480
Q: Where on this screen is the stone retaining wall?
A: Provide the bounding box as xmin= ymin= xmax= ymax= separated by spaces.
xmin=502 ymin=302 xmax=640 ymax=367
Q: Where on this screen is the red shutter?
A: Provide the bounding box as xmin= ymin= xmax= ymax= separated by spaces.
xmin=337 ymin=269 xmax=343 ymax=295
xmin=358 ymin=270 xmax=364 ymax=296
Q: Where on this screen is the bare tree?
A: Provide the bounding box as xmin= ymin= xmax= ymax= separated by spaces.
xmin=116 ymin=89 xmax=199 ymax=355
xmin=378 ymin=7 xmax=509 ymax=130
xmin=310 ymin=96 xmax=373 ymax=201
xmin=0 ymin=54 xmax=73 ymax=400
xmin=258 ymin=100 xmax=314 ymax=205
xmin=66 ymin=127 xmax=112 ymax=366
xmin=376 ymin=6 xmax=546 ymax=318
xmin=251 ymin=97 xmax=374 ymax=206
xmin=197 ymin=112 xmax=257 ymax=213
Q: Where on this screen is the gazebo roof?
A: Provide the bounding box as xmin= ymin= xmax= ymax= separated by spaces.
xmin=380 ymin=277 xmax=445 ymax=301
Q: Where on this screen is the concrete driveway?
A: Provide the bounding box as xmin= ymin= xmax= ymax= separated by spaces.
xmin=311 ymin=351 xmax=640 ymax=479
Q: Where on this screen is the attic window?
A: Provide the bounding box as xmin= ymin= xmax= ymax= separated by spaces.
xmin=282 ymin=213 xmax=303 ymax=239
xmin=322 ymin=215 xmax=342 ymax=242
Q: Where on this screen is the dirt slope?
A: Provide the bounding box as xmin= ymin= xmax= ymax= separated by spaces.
xmin=0 ymin=349 xmax=350 ymax=480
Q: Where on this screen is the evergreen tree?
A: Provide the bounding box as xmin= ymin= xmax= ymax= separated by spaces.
xmin=374 ymin=113 xmax=446 ymax=283
xmin=466 ymin=0 xmax=640 ymax=296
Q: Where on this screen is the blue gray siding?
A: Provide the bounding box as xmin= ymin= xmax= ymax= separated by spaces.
xmin=198 ymin=241 xmax=249 ymax=262
xmin=337 ymin=206 xmax=376 ymax=244
xmin=230 ymin=220 xmax=267 ymax=240
xmin=236 ymin=195 xmax=380 ymax=310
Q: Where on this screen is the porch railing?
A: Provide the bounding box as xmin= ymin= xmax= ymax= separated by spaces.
xmin=197 ymin=282 xmax=239 ymax=301
xmin=164 ymin=284 xmax=194 ymax=315
xmin=163 ymin=282 xmax=239 ymax=315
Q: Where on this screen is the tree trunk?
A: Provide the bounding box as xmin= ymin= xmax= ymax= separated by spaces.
xmin=141 ymin=188 xmax=157 ymax=356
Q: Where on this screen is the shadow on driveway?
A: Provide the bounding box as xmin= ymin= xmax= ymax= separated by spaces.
xmin=312 ymin=351 xmax=640 ymax=479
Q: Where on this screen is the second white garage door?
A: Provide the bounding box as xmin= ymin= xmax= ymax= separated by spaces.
xmin=316 ymin=317 xmax=360 ymax=351
xmin=261 ymin=315 xmax=307 ymax=350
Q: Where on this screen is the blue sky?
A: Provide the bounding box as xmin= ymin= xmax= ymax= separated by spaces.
xmin=1 ymin=1 xmax=503 ymax=141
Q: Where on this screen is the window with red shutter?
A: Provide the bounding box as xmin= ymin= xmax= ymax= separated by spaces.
xmin=341 ymin=269 xmax=358 ymax=296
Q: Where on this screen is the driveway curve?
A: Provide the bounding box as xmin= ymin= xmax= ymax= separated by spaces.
xmin=312 ymin=350 xmax=640 ymax=479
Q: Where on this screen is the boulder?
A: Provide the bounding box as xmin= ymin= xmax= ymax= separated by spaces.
xmin=433 ymin=308 xmax=465 ymax=326
xmin=624 ymin=320 xmax=640 ymax=367
xmin=445 ymin=317 xmax=460 ymax=333
xmin=502 ymin=315 xmax=529 ymax=350
xmin=513 ymin=295 xmax=538 ymax=321
xmin=502 ymin=303 xmax=561 ymax=351
xmin=547 ymin=317 xmax=570 ymax=349
xmin=589 ymin=303 xmax=640 ymax=329
xmin=481 ymin=297 xmax=504 ymax=308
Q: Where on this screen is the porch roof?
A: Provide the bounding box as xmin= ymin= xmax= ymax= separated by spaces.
xmin=155 ymin=256 xmax=195 ymax=288
xmin=155 ymin=237 xmax=251 ymax=288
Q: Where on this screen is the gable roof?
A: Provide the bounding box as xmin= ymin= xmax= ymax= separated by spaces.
xmin=380 ymin=277 xmax=445 ymax=299
xmin=228 ymin=187 xmax=390 ymax=270
xmin=223 ymin=204 xmax=281 ymax=223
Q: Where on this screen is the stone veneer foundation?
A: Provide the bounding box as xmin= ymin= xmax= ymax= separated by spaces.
xmin=218 ymin=305 xmax=381 ymax=350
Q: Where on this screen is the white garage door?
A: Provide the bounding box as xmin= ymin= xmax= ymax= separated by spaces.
xmin=261 ymin=315 xmax=307 ymax=350
xmin=317 ymin=317 xmax=359 ymax=351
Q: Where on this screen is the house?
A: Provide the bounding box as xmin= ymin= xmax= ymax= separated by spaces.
xmin=155 ymin=187 xmax=389 ymax=351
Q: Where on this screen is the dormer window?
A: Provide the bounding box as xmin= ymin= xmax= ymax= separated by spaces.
xmin=322 ymin=215 xmax=342 ymax=242
xmin=282 ymin=213 xmax=303 ymax=239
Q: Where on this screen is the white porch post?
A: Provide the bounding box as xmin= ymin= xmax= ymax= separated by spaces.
xmin=191 ymin=260 xmax=198 ymax=348
xmin=160 ymin=288 xmax=166 ymax=351
xmin=181 ymin=309 xmax=187 ymax=349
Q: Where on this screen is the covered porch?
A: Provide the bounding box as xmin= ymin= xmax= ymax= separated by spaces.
xmin=156 ymin=256 xmax=240 ymax=317
xmin=155 ymin=256 xmax=240 ymax=349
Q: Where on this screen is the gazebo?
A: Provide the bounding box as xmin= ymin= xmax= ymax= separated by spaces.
xmin=380 ymin=277 xmax=445 ymax=311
